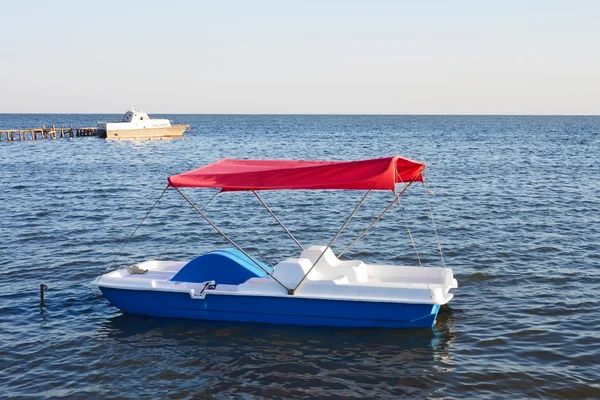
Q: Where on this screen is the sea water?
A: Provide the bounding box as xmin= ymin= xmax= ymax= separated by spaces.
xmin=0 ymin=114 xmax=598 ymax=398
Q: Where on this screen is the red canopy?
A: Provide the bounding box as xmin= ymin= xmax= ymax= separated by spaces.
xmin=167 ymin=156 xmax=425 ymax=191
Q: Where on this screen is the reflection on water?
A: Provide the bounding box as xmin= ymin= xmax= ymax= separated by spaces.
xmin=102 ymin=310 xmax=457 ymax=355
xmin=97 ymin=309 xmax=457 ymax=398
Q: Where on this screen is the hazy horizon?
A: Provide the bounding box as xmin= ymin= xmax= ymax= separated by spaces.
xmin=2 ymin=0 xmax=599 ymax=115
xmin=1 ymin=112 xmax=599 ymax=116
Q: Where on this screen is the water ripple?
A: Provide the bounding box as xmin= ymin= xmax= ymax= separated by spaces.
xmin=0 ymin=114 xmax=599 ymax=398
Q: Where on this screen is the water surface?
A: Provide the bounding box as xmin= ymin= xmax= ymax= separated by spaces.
xmin=0 ymin=114 xmax=599 ymax=398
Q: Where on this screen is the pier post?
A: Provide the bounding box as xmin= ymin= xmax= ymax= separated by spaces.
xmin=40 ymin=284 xmax=47 ymax=306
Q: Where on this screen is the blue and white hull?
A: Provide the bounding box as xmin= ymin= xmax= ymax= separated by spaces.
xmin=94 ymin=247 xmax=457 ymax=329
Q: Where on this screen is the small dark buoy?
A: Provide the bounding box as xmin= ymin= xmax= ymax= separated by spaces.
xmin=40 ymin=284 xmax=48 ymax=306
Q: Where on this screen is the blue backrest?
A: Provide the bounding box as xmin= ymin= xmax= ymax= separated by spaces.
xmin=170 ymin=248 xmax=273 ymax=285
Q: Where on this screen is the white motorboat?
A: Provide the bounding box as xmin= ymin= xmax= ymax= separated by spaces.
xmin=98 ymin=106 xmax=187 ymax=139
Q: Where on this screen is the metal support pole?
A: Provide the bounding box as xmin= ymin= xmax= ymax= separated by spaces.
xmin=155 ymin=189 xmax=220 ymax=260
xmin=292 ymin=190 xmax=371 ymax=295
xmin=252 ymin=190 xmax=304 ymax=250
xmin=422 ymin=173 xmax=446 ymax=267
xmin=174 ymin=187 xmax=291 ymax=293
xmin=102 ymin=184 xmax=170 ymax=277
xmin=395 ymin=191 xmax=433 ymax=300
xmin=338 ymin=180 xmax=415 ymax=258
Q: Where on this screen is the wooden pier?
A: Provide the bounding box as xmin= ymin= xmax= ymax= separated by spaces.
xmin=0 ymin=126 xmax=98 ymax=142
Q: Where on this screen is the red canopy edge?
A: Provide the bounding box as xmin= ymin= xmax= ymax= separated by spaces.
xmin=167 ymin=156 xmax=425 ymax=191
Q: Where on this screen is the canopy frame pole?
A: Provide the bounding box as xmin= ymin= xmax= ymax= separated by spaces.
xmin=395 ymin=196 xmax=433 ymax=300
xmin=252 ymin=190 xmax=304 ymax=251
xmin=396 ymin=196 xmax=423 ymax=267
xmin=338 ymin=179 xmax=415 ymax=258
xmin=174 ymin=186 xmax=290 ymax=292
xmin=155 ymin=189 xmax=220 ymax=260
xmin=101 ymin=184 xmax=170 ymax=279
xmin=292 ymin=190 xmax=371 ymax=295
xmin=422 ymin=172 xmax=446 ymax=268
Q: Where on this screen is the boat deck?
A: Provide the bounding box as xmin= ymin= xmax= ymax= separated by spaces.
xmin=97 ymin=253 xmax=457 ymax=305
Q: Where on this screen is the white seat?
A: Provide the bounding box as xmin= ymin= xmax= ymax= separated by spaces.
xmin=299 ymin=246 xmax=368 ymax=283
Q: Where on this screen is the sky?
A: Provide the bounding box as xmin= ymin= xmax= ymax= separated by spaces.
xmin=1 ymin=0 xmax=599 ymax=114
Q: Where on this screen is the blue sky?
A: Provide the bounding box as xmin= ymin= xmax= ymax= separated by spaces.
xmin=1 ymin=0 xmax=598 ymax=114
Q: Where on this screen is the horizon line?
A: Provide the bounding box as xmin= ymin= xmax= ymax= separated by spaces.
xmin=0 ymin=112 xmax=599 ymax=117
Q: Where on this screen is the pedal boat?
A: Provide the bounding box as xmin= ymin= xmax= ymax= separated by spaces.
xmin=94 ymin=156 xmax=458 ymax=328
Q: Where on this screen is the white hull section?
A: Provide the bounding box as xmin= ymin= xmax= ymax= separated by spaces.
xmin=95 ymin=246 xmax=457 ymax=305
xmin=97 ymin=106 xmax=187 ymax=140
xmin=100 ymin=124 xmax=187 ymax=140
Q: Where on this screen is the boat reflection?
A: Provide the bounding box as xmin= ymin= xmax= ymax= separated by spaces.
xmin=99 ymin=306 xmax=457 ymax=367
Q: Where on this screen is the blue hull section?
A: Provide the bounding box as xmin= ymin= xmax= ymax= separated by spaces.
xmin=100 ymin=288 xmax=440 ymax=328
